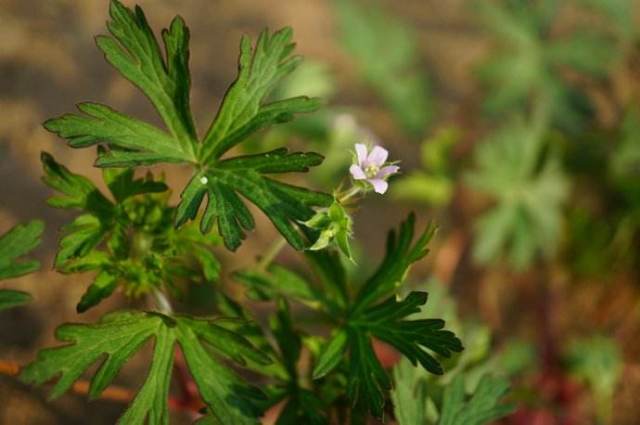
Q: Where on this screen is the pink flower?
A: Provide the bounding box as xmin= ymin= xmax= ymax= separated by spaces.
xmin=349 ymin=144 xmax=399 ymax=194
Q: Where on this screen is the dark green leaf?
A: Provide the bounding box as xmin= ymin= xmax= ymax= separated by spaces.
xmin=352 ymin=213 xmax=436 ymax=314
xmin=44 ymin=103 xmax=194 ymax=165
xmin=233 ymin=264 xmax=321 ymax=307
xmin=41 ymin=152 xmax=113 ymax=214
xmin=77 ymin=271 xmax=118 ymax=313
xmin=178 ymin=149 xmax=333 ymax=251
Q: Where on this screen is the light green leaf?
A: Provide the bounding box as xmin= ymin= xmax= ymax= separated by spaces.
xmin=438 ymin=374 xmax=514 ymax=425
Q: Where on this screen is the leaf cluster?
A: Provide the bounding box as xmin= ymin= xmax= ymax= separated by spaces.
xmin=44 ymin=0 xmax=333 ymax=252
xmin=41 ymin=152 xmax=220 ymax=312
xmin=236 ymin=214 xmax=463 ymax=420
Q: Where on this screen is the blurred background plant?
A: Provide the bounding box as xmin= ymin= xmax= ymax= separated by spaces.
xmin=1 ymin=0 xmax=639 ymax=423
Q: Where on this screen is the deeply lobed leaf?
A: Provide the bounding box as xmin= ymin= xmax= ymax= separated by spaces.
xmin=21 ymin=311 xmax=269 ymax=425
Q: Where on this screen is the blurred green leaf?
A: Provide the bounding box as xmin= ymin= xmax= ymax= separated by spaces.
xmin=438 ymin=374 xmax=514 ymax=425
xmin=334 ymin=0 xmax=433 ymax=137
xmin=476 ymin=0 xmax=619 ymax=130
xmin=393 ymin=128 xmax=460 ymax=206
xmin=467 ymin=117 xmax=568 ymax=269
xmin=567 ymin=336 xmax=621 ymax=424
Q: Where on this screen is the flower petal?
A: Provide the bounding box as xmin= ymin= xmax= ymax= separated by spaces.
xmin=368 ymin=178 xmax=389 ymax=194
xmin=376 ymin=165 xmax=400 ymax=179
xmin=355 ymin=144 xmax=368 ymax=165
xmin=350 ymin=164 xmax=366 ymax=180
xmin=367 ymin=146 xmax=388 ymax=166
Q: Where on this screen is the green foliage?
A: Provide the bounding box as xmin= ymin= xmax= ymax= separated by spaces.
xmin=310 ymin=215 xmax=462 ymax=418
xmin=476 ymin=0 xmax=620 ymax=129
xmin=0 ymin=220 xmax=43 ymax=311
xmin=42 ymin=152 xmax=220 ymax=311
xmin=44 ymin=0 xmax=332 ymax=251
xmin=393 ymin=128 xmax=460 ymax=206
xmin=305 ymin=201 xmax=354 ymax=260
xmin=438 ymin=374 xmax=513 ymax=425
xmin=345 ymin=291 xmax=463 ymax=418
xmin=566 ymin=336 xmax=622 ymax=423
xmin=234 ymin=215 xmax=462 ymax=419
xmin=390 ymin=281 xmax=516 ymax=425
xmin=467 ymin=117 xmax=568 ymax=269
xmin=21 ymin=310 xmax=269 ymax=424
xmin=334 ymin=0 xmax=433 ymax=137
xmin=266 ymin=299 xmax=328 ymax=425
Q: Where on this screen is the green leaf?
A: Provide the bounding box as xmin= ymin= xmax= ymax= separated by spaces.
xmin=476 ymin=0 xmax=618 ymax=129
xmin=234 ymin=264 xmax=321 ymax=308
xmin=200 ymin=28 xmax=320 ymax=161
xmin=55 ymin=214 xmax=107 ymax=267
xmin=305 ymin=201 xmax=354 ymax=260
xmin=467 ymin=118 xmax=568 ymax=269
xmin=44 ymin=103 xmax=194 ymax=165
xmin=177 ymin=148 xmax=333 ymax=251
xmin=391 ymin=358 xmax=431 ymax=425
xmin=0 ymin=220 xmax=43 ymax=281
xmin=21 ymin=311 xmax=269 ymax=425
xmin=46 ymin=1 xmax=330 ymax=252
xmin=98 ymin=0 xmax=197 ymax=148
xmin=334 ymin=0 xmax=433 ymax=137
xmin=352 ymin=213 xmax=436 ymax=314
xmin=269 ymin=299 xmax=328 ymax=425
xmin=438 ymin=374 xmax=514 ymax=425
xmin=312 ymin=329 xmax=348 ymax=379
xmin=41 ymin=152 xmax=113 ymax=214
xmin=76 ymin=271 xmax=118 ymax=313
xmin=43 ymin=151 xmax=221 ymax=309
xmin=346 ymin=292 xmax=463 ymax=417
xmin=102 ymin=166 xmax=167 ymax=203
xmin=0 ymin=290 xmax=32 ymax=311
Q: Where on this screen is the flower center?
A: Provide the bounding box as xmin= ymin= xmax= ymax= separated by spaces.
xmin=364 ymin=163 xmax=380 ymax=179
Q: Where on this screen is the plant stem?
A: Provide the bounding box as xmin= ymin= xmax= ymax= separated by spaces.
xmin=256 ymin=185 xmax=361 ymax=271
xmin=257 ymin=237 xmax=288 ymax=270
xmin=152 ymin=288 xmax=174 ymax=315
xmin=338 ymin=185 xmax=361 ymax=203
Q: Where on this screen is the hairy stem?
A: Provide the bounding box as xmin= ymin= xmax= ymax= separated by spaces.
xmin=152 ymin=288 xmax=174 ymax=315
